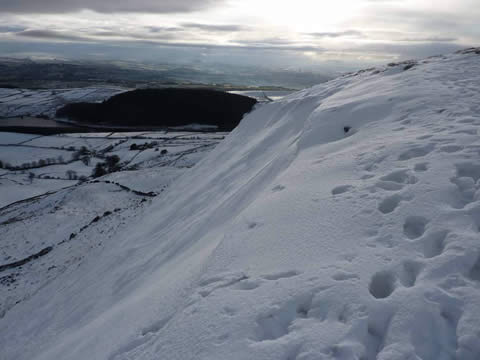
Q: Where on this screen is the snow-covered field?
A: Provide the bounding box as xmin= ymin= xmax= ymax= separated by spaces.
xmin=0 ymin=87 xmax=125 ymax=118
xmin=1 ymin=49 xmax=480 ymax=360
xmin=0 ymin=131 xmax=225 ymax=207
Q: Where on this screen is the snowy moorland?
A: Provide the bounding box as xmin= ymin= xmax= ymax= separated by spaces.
xmin=1 ymin=49 xmax=480 ymax=360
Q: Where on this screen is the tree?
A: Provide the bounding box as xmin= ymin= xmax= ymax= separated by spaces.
xmin=28 ymin=172 xmax=35 ymax=183
xmin=66 ymin=170 xmax=77 ymax=180
xmin=105 ymin=155 xmax=120 ymax=172
xmin=92 ymin=163 xmax=107 ymax=178
xmin=72 ymin=147 xmax=89 ymax=161
xmin=0 ymin=160 xmax=3 ymax=169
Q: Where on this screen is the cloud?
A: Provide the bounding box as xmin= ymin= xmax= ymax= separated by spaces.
xmin=181 ymin=23 xmax=247 ymax=32
xmin=91 ymin=30 xmax=181 ymax=41
xmin=235 ymin=38 xmax=295 ymax=46
xmin=344 ymin=41 xmax=465 ymax=59
xmin=14 ymin=28 xmax=186 ymax=43
xmin=10 ymin=27 xmax=322 ymax=53
xmin=147 ymin=26 xmax=183 ymax=33
xmin=398 ymin=36 xmax=457 ymax=42
xmin=0 ymin=0 xmax=223 ymax=14
xmin=1 ymin=0 xmax=477 ymax=73
xmin=307 ymin=30 xmax=365 ymax=39
xmin=16 ymin=29 xmax=90 ymax=42
xmin=0 ymin=25 xmax=25 ymax=33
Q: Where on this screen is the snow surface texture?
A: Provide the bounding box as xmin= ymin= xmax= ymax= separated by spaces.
xmin=2 ymin=50 xmax=480 ymax=360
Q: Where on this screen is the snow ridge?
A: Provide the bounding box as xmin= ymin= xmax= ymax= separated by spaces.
xmin=2 ymin=49 xmax=480 ymax=360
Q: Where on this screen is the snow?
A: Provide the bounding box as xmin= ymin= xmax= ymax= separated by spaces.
xmin=0 ymin=176 xmax=77 ymax=208
xmin=2 ymin=50 xmax=480 ymax=360
xmin=0 ymin=146 xmax=72 ymax=166
xmin=229 ymin=90 xmax=295 ymax=102
xmin=0 ymin=131 xmax=223 ymax=207
xmin=0 ymin=132 xmax=39 ymax=145
xmin=0 ymin=87 xmax=125 ymax=118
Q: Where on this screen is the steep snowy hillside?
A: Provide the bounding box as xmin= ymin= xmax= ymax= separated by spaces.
xmin=2 ymin=49 xmax=480 ymax=360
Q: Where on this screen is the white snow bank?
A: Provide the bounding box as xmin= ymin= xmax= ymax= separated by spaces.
xmin=2 ymin=50 xmax=480 ymax=360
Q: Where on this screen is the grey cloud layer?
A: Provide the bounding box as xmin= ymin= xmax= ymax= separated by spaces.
xmin=307 ymin=30 xmax=365 ymax=38
xmin=181 ymin=23 xmax=246 ymax=32
xmin=16 ymin=29 xmax=90 ymax=42
xmin=12 ymin=27 xmax=323 ymax=53
xmin=0 ymin=0 xmax=223 ymax=13
xmin=12 ymin=22 xmax=248 ymax=43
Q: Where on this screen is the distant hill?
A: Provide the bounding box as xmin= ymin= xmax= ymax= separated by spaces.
xmin=56 ymin=88 xmax=258 ymax=131
xmin=0 ymin=57 xmax=333 ymax=89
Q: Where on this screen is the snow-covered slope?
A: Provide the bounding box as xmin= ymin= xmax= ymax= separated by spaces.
xmin=2 ymin=49 xmax=480 ymax=360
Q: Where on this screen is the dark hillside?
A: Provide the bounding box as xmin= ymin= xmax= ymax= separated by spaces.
xmin=56 ymin=88 xmax=257 ymax=131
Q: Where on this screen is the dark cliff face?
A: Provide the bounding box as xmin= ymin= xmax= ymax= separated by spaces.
xmin=56 ymin=88 xmax=258 ymax=131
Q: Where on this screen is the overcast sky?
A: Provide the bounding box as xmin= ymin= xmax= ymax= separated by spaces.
xmin=0 ymin=0 xmax=477 ymax=70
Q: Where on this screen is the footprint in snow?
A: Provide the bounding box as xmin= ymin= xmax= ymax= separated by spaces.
xmin=253 ymin=293 xmax=313 ymax=342
xmin=403 ymin=216 xmax=429 ymax=240
xmin=397 ymin=260 xmax=424 ymax=288
xmin=332 ymin=185 xmax=354 ymax=195
xmin=369 ymin=260 xmax=424 ymax=299
xmin=448 ymin=162 xmax=480 ymax=209
xmin=414 ymin=162 xmax=429 ymax=172
xmin=380 ymin=169 xmax=418 ymax=185
xmin=421 ymin=230 xmax=449 ymax=259
xmin=369 ymin=270 xmax=397 ymax=299
xmin=375 ymin=169 xmax=418 ymax=192
xmin=398 ymin=143 xmax=435 ymax=161
xmin=378 ymin=193 xmax=406 ymax=214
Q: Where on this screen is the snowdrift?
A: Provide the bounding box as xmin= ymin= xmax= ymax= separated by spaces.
xmin=2 ymin=49 xmax=480 ymax=360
